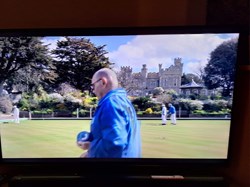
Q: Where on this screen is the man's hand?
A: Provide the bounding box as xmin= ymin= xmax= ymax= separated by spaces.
xmin=77 ymin=141 xmax=90 ymax=150
xmin=80 ymin=151 xmax=88 ymax=158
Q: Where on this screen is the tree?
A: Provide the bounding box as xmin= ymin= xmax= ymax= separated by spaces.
xmin=152 ymin=87 xmax=164 ymax=96
xmin=0 ymin=95 xmax=12 ymax=113
xmin=52 ymin=37 xmax=113 ymax=91
xmin=156 ymin=93 xmax=172 ymax=105
xmin=194 ymin=63 xmax=205 ymax=82
xmin=181 ymin=73 xmax=203 ymax=85
xmin=155 ymin=89 xmax=177 ymax=105
xmin=203 ymin=39 xmax=238 ymax=97
xmin=116 ymin=70 xmax=138 ymax=93
xmin=5 ymin=64 xmax=57 ymax=94
xmin=178 ymin=98 xmax=203 ymax=112
xmin=165 ymin=89 xmax=178 ymax=100
xmin=132 ymin=96 xmax=153 ymax=111
xmin=0 ymin=37 xmax=55 ymax=95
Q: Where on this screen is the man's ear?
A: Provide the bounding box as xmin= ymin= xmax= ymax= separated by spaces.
xmin=101 ymin=77 xmax=107 ymax=86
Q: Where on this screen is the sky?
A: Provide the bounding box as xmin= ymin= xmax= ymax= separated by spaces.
xmin=42 ymin=33 xmax=239 ymax=75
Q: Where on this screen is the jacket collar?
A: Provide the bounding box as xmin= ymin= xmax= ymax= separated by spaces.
xmin=98 ymin=88 xmax=126 ymax=106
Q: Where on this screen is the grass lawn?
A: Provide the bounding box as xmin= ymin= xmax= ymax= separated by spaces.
xmin=0 ymin=119 xmax=230 ymax=158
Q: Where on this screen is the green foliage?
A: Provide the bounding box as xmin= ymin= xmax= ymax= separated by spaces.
xmin=132 ymin=96 xmax=153 ymax=111
xmin=32 ymin=109 xmax=53 ymax=114
xmin=18 ymin=93 xmax=39 ymax=111
xmin=133 ymin=104 xmax=139 ymax=112
xmin=52 ymin=37 xmax=113 ymax=91
xmin=152 ymin=87 xmax=164 ymax=96
xmin=198 ymin=95 xmax=209 ymax=100
xmin=0 ymin=37 xmax=55 ymax=94
xmin=164 ymin=89 xmax=178 ymax=100
xmin=193 ymin=109 xmax=231 ymax=115
xmin=203 ymin=99 xmax=228 ymax=112
xmin=189 ymin=93 xmax=199 ymax=100
xmin=56 ymin=83 xmax=77 ymax=96
xmin=64 ymin=100 xmax=81 ymax=112
xmin=210 ymin=92 xmax=222 ymax=100
xmin=151 ymin=104 xmax=161 ymax=113
xmin=83 ymin=97 xmax=98 ymax=109
xmin=227 ymin=98 xmax=233 ymax=109
xmin=165 ymin=89 xmax=178 ymax=95
xmin=203 ymin=39 xmax=238 ymax=97
xmin=47 ymin=93 xmax=64 ymax=105
xmin=72 ymin=109 xmax=90 ymax=117
xmin=221 ymin=108 xmax=231 ymax=113
xmin=0 ymin=96 xmax=13 ymax=114
xmin=18 ymin=97 xmax=30 ymax=111
xmin=189 ymin=100 xmax=203 ymax=110
xmin=193 ymin=110 xmax=206 ymax=115
xmin=181 ymin=73 xmax=203 ymax=85
xmin=18 ymin=88 xmax=86 ymax=113
xmin=178 ymin=98 xmax=203 ymax=111
xmin=136 ymin=111 xmax=144 ymax=115
xmin=156 ymin=93 xmax=172 ymax=105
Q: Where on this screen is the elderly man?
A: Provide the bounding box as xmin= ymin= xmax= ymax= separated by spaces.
xmin=168 ymin=103 xmax=177 ymax=125
xmin=77 ymin=68 xmax=141 ymax=158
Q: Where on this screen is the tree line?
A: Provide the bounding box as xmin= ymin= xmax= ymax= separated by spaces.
xmin=0 ymin=36 xmax=238 ymax=115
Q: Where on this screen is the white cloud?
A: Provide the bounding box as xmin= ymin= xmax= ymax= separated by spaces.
xmin=41 ymin=34 xmax=238 ymax=74
xmin=186 ymin=61 xmax=207 ymax=76
xmin=41 ymin=37 xmax=66 ymax=51
xmin=107 ymin=34 xmax=236 ymax=74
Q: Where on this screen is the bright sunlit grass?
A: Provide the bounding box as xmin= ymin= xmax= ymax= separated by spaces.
xmin=0 ymin=119 xmax=230 ymax=158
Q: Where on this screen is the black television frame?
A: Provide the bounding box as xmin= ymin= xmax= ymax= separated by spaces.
xmin=0 ymin=25 xmax=248 ymax=176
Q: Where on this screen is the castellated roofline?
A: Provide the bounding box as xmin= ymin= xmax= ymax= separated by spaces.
xmin=133 ymin=73 xmax=141 ymax=78
xmin=174 ymin=57 xmax=183 ymax=65
xmin=174 ymin=57 xmax=182 ymax=62
xmin=120 ymin=58 xmax=183 ymax=76
xmin=155 ymin=57 xmax=183 ymax=73
xmin=121 ymin=66 xmax=132 ymax=72
xmin=147 ymin=72 xmax=159 ymax=78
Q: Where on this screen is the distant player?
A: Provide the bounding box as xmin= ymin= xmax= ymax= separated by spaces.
xmin=168 ymin=103 xmax=176 ymax=125
xmin=13 ymin=105 xmax=20 ymax=124
xmin=161 ymin=104 xmax=167 ymax=125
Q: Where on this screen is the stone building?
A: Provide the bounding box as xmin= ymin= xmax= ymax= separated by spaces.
xmin=118 ymin=58 xmax=183 ymax=96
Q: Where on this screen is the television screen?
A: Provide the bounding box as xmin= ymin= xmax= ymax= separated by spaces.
xmin=0 ymin=26 xmax=242 ymax=165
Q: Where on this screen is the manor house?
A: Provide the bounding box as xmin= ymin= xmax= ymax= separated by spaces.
xmin=118 ymin=58 xmax=183 ymax=96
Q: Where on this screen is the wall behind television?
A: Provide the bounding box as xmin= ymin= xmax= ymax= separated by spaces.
xmin=0 ymin=0 xmax=206 ymax=28
xmin=0 ymin=0 xmax=249 ymax=187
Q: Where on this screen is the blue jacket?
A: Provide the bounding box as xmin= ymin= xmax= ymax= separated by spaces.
xmin=168 ymin=105 xmax=176 ymax=114
xmin=88 ymin=88 xmax=141 ymax=158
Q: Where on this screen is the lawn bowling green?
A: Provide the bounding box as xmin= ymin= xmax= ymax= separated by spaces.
xmin=0 ymin=120 xmax=230 ymax=158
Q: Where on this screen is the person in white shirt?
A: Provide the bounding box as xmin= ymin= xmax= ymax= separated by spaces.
xmin=13 ymin=105 xmax=20 ymax=124
xmin=161 ymin=104 xmax=167 ymax=125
